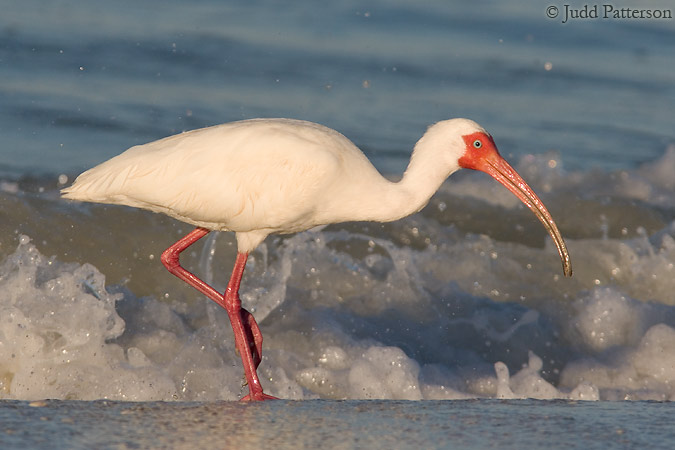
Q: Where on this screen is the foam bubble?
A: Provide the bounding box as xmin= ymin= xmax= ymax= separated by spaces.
xmin=347 ymin=346 xmax=422 ymax=400
xmin=570 ymin=287 xmax=644 ymax=352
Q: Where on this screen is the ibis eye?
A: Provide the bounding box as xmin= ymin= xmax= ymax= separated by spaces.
xmin=473 ymin=139 xmax=482 ymax=149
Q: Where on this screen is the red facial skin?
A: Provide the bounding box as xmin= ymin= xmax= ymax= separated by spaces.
xmin=458 ymin=131 xmax=572 ymax=277
xmin=459 ymin=132 xmax=499 ymax=171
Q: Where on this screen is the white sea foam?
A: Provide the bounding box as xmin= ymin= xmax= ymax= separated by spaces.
xmin=1 ymin=220 xmax=674 ymax=401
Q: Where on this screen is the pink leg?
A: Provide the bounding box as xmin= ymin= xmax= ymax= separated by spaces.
xmin=242 ymin=309 xmax=264 ymax=369
xmin=160 ymin=227 xmax=277 ymax=401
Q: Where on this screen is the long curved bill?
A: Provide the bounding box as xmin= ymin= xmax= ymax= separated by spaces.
xmin=482 ymin=157 xmax=573 ymax=277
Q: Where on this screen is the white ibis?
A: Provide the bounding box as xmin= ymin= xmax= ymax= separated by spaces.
xmin=62 ymin=118 xmax=572 ymax=401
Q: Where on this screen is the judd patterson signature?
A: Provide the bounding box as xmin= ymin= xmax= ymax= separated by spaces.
xmin=546 ymin=4 xmax=672 ymax=23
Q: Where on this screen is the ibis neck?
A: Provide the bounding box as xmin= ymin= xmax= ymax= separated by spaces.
xmin=361 ymin=144 xmax=458 ymax=223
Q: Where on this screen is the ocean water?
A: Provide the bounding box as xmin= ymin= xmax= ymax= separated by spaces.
xmin=2 ymin=399 xmax=674 ymax=449
xmin=1 ymin=0 xmax=675 ymax=445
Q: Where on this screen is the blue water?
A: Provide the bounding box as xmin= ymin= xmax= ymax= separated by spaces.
xmin=1 ymin=399 xmax=674 ymax=449
xmin=2 ymin=0 xmax=673 ymax=176
xmin=1 ymin=1 xmax=675 ymax=447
